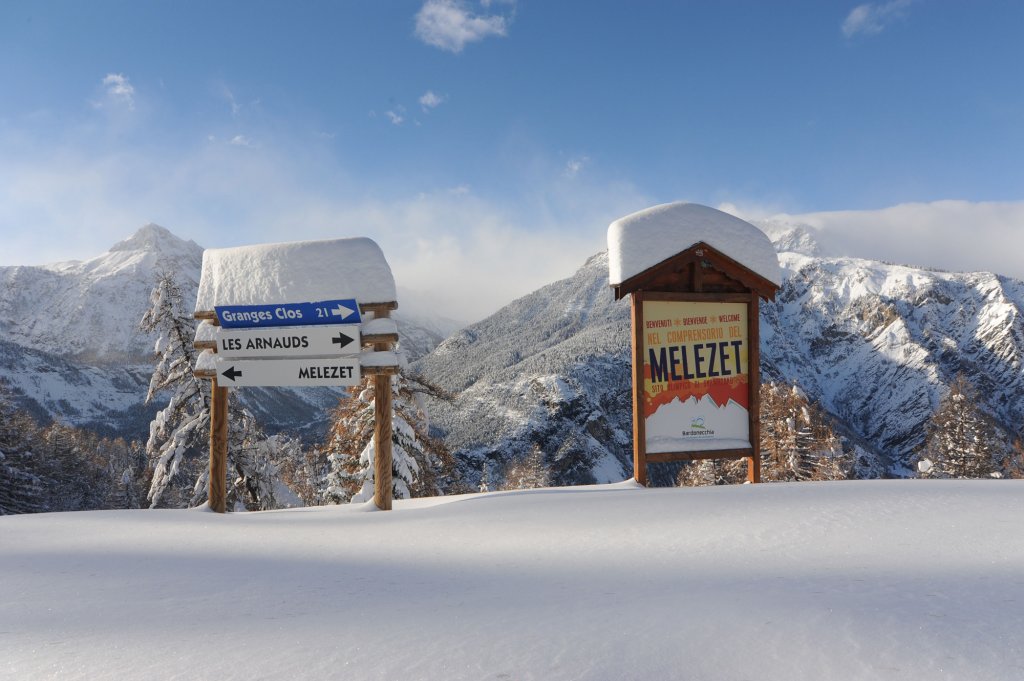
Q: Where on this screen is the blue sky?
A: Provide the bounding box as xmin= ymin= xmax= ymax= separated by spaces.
xmin=2 ymin=1 xmax=1023 ymax=319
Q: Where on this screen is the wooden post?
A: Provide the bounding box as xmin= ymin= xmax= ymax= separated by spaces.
xmin=209 ymin=377 xmax=229 ymax=512
xmin=373 ymin=308 xmax=394 ymax=510
xmin=630 ymin=291 xmax=648 ymax=486
xmin=746 ymin=292 xmax=762 ymax=484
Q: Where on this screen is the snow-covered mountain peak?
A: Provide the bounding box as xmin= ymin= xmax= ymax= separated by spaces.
xmin=756 ymin=217 xmax=823 ymax=257
xmin=0 ymin=225 xmax=205 ymax=362
xmin=109 ymin=223 xmax=200 ymax=256
xmin=78 ymin=225 xmax=202 ymax=280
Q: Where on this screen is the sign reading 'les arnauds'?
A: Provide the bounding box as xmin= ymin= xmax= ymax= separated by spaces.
xmin=643 ymin=301 xmax=749 ymax=453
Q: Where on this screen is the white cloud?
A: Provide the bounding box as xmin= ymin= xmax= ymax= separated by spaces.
xmin=229 ymin=135 xmax=253 ymax=147
xmin=767 ymin=200 xmax=1024 ymax=280
xmin=414 ymin=0 xmax=510 ymax=53
xmin=0 ymin=131 xmax=645 ymax=321
xmin=100 ymin=73 xmax=135 ymax=110
xmin=419 ymin=90 xmax=445 ymax=112
xmin=385 ymin=110 xmax=405 ymax=126
xmin=842 ymin=0 xmax=912 ymax=38
xmin=221 ymin=85 xmax=241 ymax=116
xmin=564 ymin=156 xmax=589 ymax=178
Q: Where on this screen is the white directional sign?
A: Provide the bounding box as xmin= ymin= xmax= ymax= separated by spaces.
xmin=215 ymin=357 xmax=361 ymax=387
xmin=215 ymin=325 xmax=360 ymax=358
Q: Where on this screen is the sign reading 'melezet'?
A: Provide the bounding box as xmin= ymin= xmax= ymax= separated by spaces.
xmin=642 ymin=300 xmax=750 ymax=453
xmin=215 ymin=299 xmax=360 ymax=329
xmin=214 ymin=357 xmax=361 ymax=387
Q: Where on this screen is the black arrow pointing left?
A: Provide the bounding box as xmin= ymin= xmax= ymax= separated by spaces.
xmin=332 ymin=331 xmax=355 ymax=350
xmin=221 ymin=366 xmax=243 ymax=382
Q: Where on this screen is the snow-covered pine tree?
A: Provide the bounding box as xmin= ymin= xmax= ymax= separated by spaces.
xmin=322 ymin=362 xmax=454 ymax=504
xmin=223 ymin=410 xmax=302 ymax=511
xmin=141 ymin=268 xmax=211 ymax=508
xmin=142 ymin=269 xmax=294 ymax=510
xmin=759 ymin=382 xmax=850 ymax=482
xmin=1001 ymin=439 xmax=1024 ymax=479
xmin=321 ymin=378 xmax=376 ymax=504
xmin=676 ymin=456 xmax=747 ymax=487
xmin=37 ymin=422 xmax=110 ymax=511
xmin=104 ymin=437 xmax=148 ymax=509
xmin=0 ymin=384 xmax=47 ymax=515
xmin=280 ymin=443 xmax=333 ymax=506
xmin=677 ymin=459 xmax=717 ymax=487
xmin=478 ymin=460 xmax=491 ymax=492
xmin=502 ymin=443 xmax=551 ymax=490
xmin=919 ymin=374 xmax=1004 ymax=478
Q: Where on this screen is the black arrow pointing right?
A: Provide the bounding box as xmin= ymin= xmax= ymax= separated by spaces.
xmin=332 ymin=331 xmax=355 ymax=350
xmin=221 ymin=366 xmax=243 ymax=382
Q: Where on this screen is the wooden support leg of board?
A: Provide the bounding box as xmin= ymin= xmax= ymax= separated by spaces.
xmin=373 ymin=373 xmax=394 ymax=510
xmin=746 ymin=291 xmax=762 ymax=484
xmin=373 ymin=309 xmax=394 ymax=511
xmin=209 ymin=378 xmax=228 ymax=513
xmin=746 ymin=456 xmax=761 ymax=484
xmin=630 ymin=292 xmax=648 ymax=486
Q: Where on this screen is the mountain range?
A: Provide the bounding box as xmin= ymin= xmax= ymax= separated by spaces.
xmin=415 ymin=220 xmax=1024 ymax=486
xmin=2 ymin=222 xmax=1021 ymax=487
xmin=0 ymin=225 xmax=458 ymax=438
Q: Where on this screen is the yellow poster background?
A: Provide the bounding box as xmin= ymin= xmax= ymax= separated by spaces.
xmin=642 ymin=300 xmax=750 ymax=452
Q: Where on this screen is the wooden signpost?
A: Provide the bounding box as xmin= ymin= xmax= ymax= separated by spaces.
xmin=194 ymin=303 xmax=399 ymax=512
xmin=609 ymin=203 xmax=780 ymax=486
xmin=191 ymin=238 xmax=400 ymax=513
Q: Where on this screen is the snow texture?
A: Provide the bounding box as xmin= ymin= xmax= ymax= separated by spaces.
xmin=193 ymin=320 xmax=217 ymax=343
xmin=361 ymin=317 xmax=399 ymax=335
xmin=608 ymin=202 xmax=782 ymax=286
xmin=195 ymin=237 xmax=397 ymax=312
xmin=360 ymin=350 xmax=400 ymax=367
xmin=194 ymin=349 xmax=216 ymax=372
xmin=2 ymin=480 xmax=1022 ymax=680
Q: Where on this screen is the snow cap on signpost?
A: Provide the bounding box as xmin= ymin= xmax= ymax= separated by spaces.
xmin=195 ymin=236 xmax=396 ymax=311
xmin=607 ymin=202 xmax=781 ymax=300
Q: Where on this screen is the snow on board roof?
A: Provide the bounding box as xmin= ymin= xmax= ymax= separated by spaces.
xmin=195 ymin=237 xmax=396 ymax=312
xmin=607 ymin=202 xmax=781 ymax=287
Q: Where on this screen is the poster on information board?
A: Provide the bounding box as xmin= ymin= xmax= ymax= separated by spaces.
xmin=642 ymin=300 xmax=751 ymax=453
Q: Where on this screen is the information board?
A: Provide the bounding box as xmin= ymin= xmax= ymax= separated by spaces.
xmin=641 ymin=300 xmax=750 ymax=453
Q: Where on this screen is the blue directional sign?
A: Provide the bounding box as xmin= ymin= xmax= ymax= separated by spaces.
xmin=215 ymin=299 xmax=361 ymax=329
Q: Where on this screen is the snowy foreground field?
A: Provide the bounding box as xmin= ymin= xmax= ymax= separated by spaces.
xmin=2 ymin=481 xmax=1023 ymax=681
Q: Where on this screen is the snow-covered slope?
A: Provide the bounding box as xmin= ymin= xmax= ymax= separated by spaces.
xmin=762 ymin=250 xmax=1024 ymax=467
xmin=416 ymin=252 xmax=636 ymax=486
xmin=416 ymin=228 xmax=1024 ymax=484
xmin=0 ymin=225 xmax=204 ymax=432
xmin=3 ymin=480 xmax=1022 ymax=681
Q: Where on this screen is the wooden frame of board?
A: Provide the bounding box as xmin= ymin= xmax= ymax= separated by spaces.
xmin=614 ymin=242 xmax=779 ymax=486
